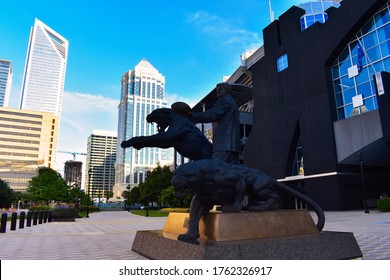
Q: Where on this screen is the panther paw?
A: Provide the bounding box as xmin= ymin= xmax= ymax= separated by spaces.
xmin=221 ymin=204 xmax=242 ymax=212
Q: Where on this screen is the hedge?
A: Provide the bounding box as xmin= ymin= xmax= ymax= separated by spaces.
xmin=377 ymin=197 xmax=390 ymax=212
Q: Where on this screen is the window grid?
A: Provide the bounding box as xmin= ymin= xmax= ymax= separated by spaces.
xmin=277 ymin=54 xmax=289 ymax=73
xmin=331 ymin=3 xmax=390 ymax=120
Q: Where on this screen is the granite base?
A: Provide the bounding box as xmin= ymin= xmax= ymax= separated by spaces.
xmin=132 ymin=230 xmax=363 ymax=260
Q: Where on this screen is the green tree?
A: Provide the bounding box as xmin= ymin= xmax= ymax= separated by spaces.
xmin=159 ymin=186 xmax=193 ymax=208
xmin=67 ymin=183 xmax=86 ymax=205
xmin=105 ymin=190 xmax=114 ymax=201
xmin=138 ymin=164 xmax=173 ymax=207
xmin=0 ymin=179 xmax=16 ymax=208
xmin=122 ymin=188 xmax=141 ymax=210
xmin=130 ymin=187 xmax=141 ymax=204
xmin=27 ymin=167 xmax=69 ymax=205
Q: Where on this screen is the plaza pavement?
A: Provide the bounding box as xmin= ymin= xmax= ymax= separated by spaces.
xmin=0 ymin=210 xmax=389 ymax=260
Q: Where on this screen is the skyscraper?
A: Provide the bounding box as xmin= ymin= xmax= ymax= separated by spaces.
xmin=85 ymin=130 xmax=117 ymax=200
xmin=0 ymin=107 xmax=59 ymax=192
xmin=19 ymin=19 xmax=68 ymax=117
xmin=64 ymin=161 xmax=83 ymax=187
xmin=114 ymin=58 xmax=168 ymax=198
xmin=0 ymin=59 xmax=12 ymax=107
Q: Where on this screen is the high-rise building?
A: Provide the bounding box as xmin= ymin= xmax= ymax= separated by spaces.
xmin=64 ymin=161 xmax=83 ymax=187
xmin=19 ymin=19 xmax=68 ymax=117
xmin=239 ymin=0 xmax=390 ymax=210
xmin=85 ymin=130 xmax=117 ymax=199
xmin=0 ymin=107 xmax=59 ymax=191
xmin=0 ymin=59 xmax=12 ymax=107
xmin=114 ymin=58 xmax=169 ymax=198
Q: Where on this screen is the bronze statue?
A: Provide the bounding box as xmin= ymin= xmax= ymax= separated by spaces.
xmin=121 ymin=108 xmax=212 ymax=161
xmin=172 ymin=159 xmax=325 ymax=244
xmin=187 ymin=83 xmax=241 ymax=164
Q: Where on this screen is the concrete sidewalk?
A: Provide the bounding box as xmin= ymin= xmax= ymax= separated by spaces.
xmin=0 ymin=210 xmax=389 ymax=260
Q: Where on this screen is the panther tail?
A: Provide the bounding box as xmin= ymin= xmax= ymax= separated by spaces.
xmin=275 ymin=181 xmax=325 ymax=231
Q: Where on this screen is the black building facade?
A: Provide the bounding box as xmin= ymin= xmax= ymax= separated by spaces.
xmin=244 ymin=0 xmax=390 ymax=210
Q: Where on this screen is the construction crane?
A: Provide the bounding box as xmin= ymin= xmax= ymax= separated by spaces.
xmin=58 ymin=151 xmax=87 ymax=161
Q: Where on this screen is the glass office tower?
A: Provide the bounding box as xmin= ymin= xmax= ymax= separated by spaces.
xmin=0 ymin=59 xmax=12 ymax=107
xmin=114 ymin=59 xmax=168 ymax=198
xmin=19 ymin=19 xmax=68 ymax=117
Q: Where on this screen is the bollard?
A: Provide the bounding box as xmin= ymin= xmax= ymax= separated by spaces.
xmin=19 ymin=211 xmax=26 ymax=229
xmin=43 ymin=210 xmax=48 ymax=223
xmin=38 ymin=210 xmax=43 ymax=224
xmin=0 ymin=212 xmax=7 ymax=233
xmin=26 ymin=211 xmax=32 ymax=227
xmin=10 ymin=212 xmax=17 ymax=231
xmin=33 ymin=210 xmax=38 ymax=225
xmin=48 ymin=210 xmax=52 ymax=223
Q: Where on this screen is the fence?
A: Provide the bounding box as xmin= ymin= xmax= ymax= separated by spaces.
xmin=0 ymin=210 xmax=52 ymax=233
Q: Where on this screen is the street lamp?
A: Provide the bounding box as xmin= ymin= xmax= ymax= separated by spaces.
xmin=98 ymin=189 xmax=101 ymax=212
xmin=358 ymin=153 xmax=369 ymax=214
xmin=86 ymin=168 xmax=91 ymax=218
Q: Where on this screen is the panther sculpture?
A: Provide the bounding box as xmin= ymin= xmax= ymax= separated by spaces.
xmin=172 ymin=159 xmax=325 ymax=244
xmin=121 ymin=108 xmax=212 ymax=161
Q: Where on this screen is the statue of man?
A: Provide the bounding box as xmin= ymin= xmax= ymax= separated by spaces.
xmin=190 ymin=83 xmax=241 ymax=164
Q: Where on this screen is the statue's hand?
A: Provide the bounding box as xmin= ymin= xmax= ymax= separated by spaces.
xmin=121 ymin=140 xmax=130 ymax=148
xmin=121 ymin=137 xmax=143 ymax=149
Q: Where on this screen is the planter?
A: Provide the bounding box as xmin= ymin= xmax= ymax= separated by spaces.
xmin=51 ymin=208 xmax=78 ymax=222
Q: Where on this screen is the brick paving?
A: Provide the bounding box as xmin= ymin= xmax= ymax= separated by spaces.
xmin=0 ymin=210 xmax=389 ymax=260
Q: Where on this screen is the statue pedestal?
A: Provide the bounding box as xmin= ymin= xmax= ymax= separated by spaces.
xmin=132 ymin=211 xmax=362 ymax=260
xmin=163 ymin=210 xmax=319 ymax=241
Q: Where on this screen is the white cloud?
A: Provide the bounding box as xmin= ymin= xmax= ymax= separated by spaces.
xmin=186 ymin=10 xmax=262 ymax=49
xmin=55 ymin=91 xmax=119 ymax=178
xmin=165 ymin=92 xmax=201 ymax=108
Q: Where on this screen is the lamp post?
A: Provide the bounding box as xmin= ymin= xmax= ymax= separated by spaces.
xmin=86 ymin=168 xmax=91 ymax=218
xmin=98 ymin=189 xmax=101 ymax=212
xmin=358 ymin=153 xmax=369 ymax=214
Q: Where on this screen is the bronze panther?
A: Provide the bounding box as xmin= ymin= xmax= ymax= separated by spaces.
xmin=172 ymin=159 xmax=325 ymax=244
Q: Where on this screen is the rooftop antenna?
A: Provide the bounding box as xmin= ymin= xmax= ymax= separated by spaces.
xmin=268 ymin=0 xmax=275 ymax=22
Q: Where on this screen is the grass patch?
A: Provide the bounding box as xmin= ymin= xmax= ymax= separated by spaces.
xmin=160 ymin=208 xmax=189 ymax=213
xmin=130 ymin=209 xmax=169 ymax=217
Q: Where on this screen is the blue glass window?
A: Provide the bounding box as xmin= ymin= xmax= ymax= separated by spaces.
xmin=152 ymin=83 xmax=156 ymax=99
xmin=277 ymin=53 xmax=288 ymax=72
xmin=362 ymin=19 xmax=376 ymax=35
xmin=331 ymin=1 xmax=390 ymax=120
xmin=383 ymin=57 xmax=390 ymax=71
xmin=292 ymin=137 xmax=304 ymax=176
xmin=147 ymin=82 xmax=151 ymax=98
xmin=299 ymin=1 xmax=340 ymax=31
xmin=134 ymin=170 xmax=138 ymax=184
xmin=136 ymin=81 xmax=140 ymax=95
xmin=142 ymin=82 xmax=146 ymax=97
xmin=375 ymin=8 xmax=390 ymax=27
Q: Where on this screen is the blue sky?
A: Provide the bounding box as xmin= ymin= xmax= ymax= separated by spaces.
xmin=0 ymin=0 xmax=304 ymax=172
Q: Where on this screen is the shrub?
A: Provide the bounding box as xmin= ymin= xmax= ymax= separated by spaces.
xmin=377 ymin=197 xmax=390 ymax=212
xmin=29 ymin=205 xmax=51 ymax=211
xmin=78 ymin=205 xmax=98 ymax=213
xmin=51 ymin=207 xmax=78 ymax=221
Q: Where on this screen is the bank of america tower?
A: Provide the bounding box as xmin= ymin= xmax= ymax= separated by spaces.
xmin=114 ymin=59 xmax=168 ymax=197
